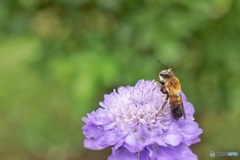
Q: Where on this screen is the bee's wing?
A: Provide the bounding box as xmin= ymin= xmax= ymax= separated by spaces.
xmin=180 ymin=94 xmax=186 ymax=119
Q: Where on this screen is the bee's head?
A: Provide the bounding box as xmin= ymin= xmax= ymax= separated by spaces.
xmin=157 ymin=60 xmax=174 ymax=82
xmin=159 ymin=68 xmax=174 ymax=78
xmin=159 ymin=68 xmax=174 ymax=83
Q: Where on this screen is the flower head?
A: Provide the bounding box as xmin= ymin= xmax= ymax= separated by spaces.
xmin=82 ymin=80 xmax=203 ymax=160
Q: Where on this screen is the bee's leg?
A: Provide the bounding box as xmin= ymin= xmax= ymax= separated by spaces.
xmin=156 ymin=100 xmax=168 ymax=117
xmin=162 ymin=92 xmax=169 ymax=109
xmin=161 ymin=100 xmax=168 ymax=109
xmin=156 ymin=92 xmax=169 ymax=116
xmin=165 ymin=92 xmax=169 ymax=100
xmin=160 ymin=87 xmax=166 ymax=94
xmin=160 ymin=86 xmax=169 ymax=101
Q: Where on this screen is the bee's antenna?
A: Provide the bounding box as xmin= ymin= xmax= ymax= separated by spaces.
xmin=157 ymin=60 xmax=168 ymax=69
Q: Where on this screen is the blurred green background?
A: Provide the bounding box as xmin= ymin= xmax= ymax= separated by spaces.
xmin=1 ymin=0 xmax=240 ymax=160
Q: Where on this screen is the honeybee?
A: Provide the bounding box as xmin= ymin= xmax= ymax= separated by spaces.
xmin=157 ymin=60 xmax=186 ymax=120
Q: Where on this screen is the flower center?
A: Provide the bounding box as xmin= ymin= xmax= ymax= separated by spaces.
xmin=108 ymin=85 xmax=172 ymax=131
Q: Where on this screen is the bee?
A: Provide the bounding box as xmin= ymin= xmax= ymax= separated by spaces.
xmin=157 ymin=60 xmax=186 ymax=120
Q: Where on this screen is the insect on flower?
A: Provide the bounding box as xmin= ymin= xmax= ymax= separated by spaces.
xmin=157 ymin=60 xmax=186 ymax=120
xmin=82 ymin=79 xmax=203 ymax=160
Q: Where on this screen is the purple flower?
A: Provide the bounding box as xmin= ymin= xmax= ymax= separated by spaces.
xmin=82 ymin=80 xmax=203 ymax=160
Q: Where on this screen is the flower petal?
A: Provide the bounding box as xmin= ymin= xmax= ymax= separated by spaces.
xmin=163 ymin=133 xmax=182 ymax=146
xmin=125 ymin=134 xmax=137 ymax=146
xmin=181 ymin=121 xmax=200 ymax=135
xmin=82 ymin=123 xmax=104 ymax=139
xmin=147 ymin=143 xmax=198 ymax=160
xmin=108 ymin=147 xmax=140 ymax=160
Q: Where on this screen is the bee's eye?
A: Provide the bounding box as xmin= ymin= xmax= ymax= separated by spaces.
xmin=160 ymin=72 xmax=170 ymax=77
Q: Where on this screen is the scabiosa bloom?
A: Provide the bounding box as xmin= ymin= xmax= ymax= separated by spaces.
xmin=82 ymin=80 xmax=203 ymax=160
